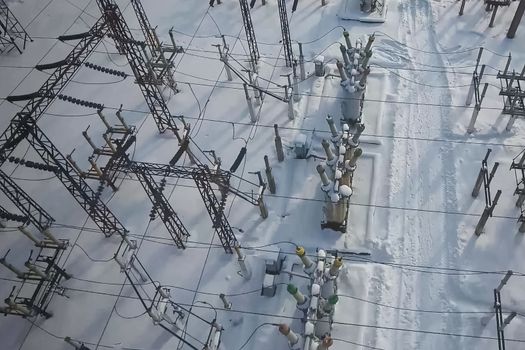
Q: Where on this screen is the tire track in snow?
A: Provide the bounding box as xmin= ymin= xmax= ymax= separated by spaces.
xmin=386 ymin=0 xmax=461 ymax=349
xmin=404 ymin=0 xmax=461 ymax=349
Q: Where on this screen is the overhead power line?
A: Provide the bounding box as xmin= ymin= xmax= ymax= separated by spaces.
xmin=5 ymin=278 xmax=523 ymax=344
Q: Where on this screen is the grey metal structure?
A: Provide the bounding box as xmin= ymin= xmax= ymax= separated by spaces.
xmin=0 ymin=0 xmax=32 ymax=54
xmin=277 ymin=0 xmax=293 ymax=67
xmin=239 ymin=0 xmax=260 ymax=70
xmin=130 ymin=0 xmax=178 ymax=91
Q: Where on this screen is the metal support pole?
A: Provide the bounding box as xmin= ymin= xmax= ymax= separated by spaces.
xmin=264 ymin=155 xmax=276 ymax=194
xmin=459 ymin=0 xmax=466 ymax=15
xmin=274 ymin=124 xmax=285 ymax=162
xmin=489 ymin=5 xmax=499 ymax=28
xmin=496 ymin=270 xmax=513 ymax=292
xmin=501 ymin=312 xmax=517 ymax=330
xmin=243 ymin=83 xmax=257 ymax=123
xmin=467 ymin=83 xmax=488 ymax=134
xmin=258 ymin=195 xmax=268 ymax=219
xmin=234 ymin=245 xmax=251 ymax=279
xmin=293 ymin=62 xmax=300 ymax=102
xmin=508 ymin=0 xmax=525 ymax=39
xmin=475 ymin=189 xmax=501 ymax=236
xmin=219 ymin=293 xmax=232 ymax=309
xmin=288 ymin=87 xmax=295 ymax=120
xmin=298 ymin=42 xmax=305 ymax=81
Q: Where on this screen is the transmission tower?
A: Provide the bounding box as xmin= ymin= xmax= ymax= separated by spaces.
xmin=277 ymin=0 xmax=293 ymax=67
xmin=0 ymin=170 xmax=54 ymax=231
xmin=0 ymin=0 xmax=32 ymax=54
xmin=130 ymin=0 xmax=178 ymax=92
xmin=130 ymin=162 xmax=190 ymax=249
xmin=97 ymin=0 xmax=182 ymax=136
xmin=0 ymin=17 xmax=132 ymax=242
xmin=239 ymin=0 xmax=260 ymax=71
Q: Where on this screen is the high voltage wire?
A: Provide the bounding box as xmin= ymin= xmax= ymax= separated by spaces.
xmin=66 ymin=172 xmax=523 ymax=223
xmin=2 ymin=276 xmax=523 ymax=344
xmin=23 ymin=222 xmax=525 ymax=277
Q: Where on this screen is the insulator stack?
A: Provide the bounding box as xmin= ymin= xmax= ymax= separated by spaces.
xmin=106 ymin=33 xmax=146 ymax=47
xmin=84 ymin=61 xmax=128 ymax=78
xmin=57 ymin=94 xmax=103 ymax=110
xmin=0 ymin=211 xmax=28 ymax=223
xmin=7 ymin=156 xmax=58 ymax=173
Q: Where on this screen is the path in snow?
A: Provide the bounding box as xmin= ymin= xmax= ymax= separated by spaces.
xmin=384 ymin=0 xmax=462 ymax=349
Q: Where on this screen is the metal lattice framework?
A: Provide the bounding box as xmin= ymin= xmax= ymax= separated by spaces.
xmin=497 ymin=55 xmax=525 ymax=119
xmin=0 ymin=17 xmax=108 ymax=161
xmin=97 ymin=0 xmax=181 ymax=135
xmin=277 ymin=0 xmax=293 ymax=67
xmin=0 ymin=17 xmax=130 ymax=240
xmin=134 ymin=165 xmax=190 ymax=249
xmin=130 ymin=0 xmax=178 ymax=91
xmin=0 ymin=0 xmax=32 ymax=54
xmin=125 ymin=161 xmax=239 ymax=253
xmin=0 ymin=202 xmax=28 ymax=224
xmin=2 ymin=243 xmax=70 ymax=318
xmin=239 ymin=0 xmax=259 ymax=69
xmin=0 ymin=170 xmax=54 ymax=231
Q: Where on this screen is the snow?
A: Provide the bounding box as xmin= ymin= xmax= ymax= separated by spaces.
xmin=0 ymin=0 xmax=525 ymax=349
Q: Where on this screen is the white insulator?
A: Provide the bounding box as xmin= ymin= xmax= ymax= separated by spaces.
xmin=148 ymin=308 xmax=163 ymax=324
xmin=339 ymin=145 xmax=346 ymax=155
xmin=334 ymin=169 xmax=342 ymax=180
xmin=330 ymin=192 xmax=340 ymax=203
xmin=339 ymin=185 xmax=353 ymax=197
xmin=343 ymin=124 xmax=350 ymax=132
xmin=311 ymin=283 xmax=321 ymax=296
xmin=310 ymin=294 xmax=319 ymax=313
xmin=318 ymin=249 xmax=326 ymax=259
xmin=351 ymin=68 xmax=358 ymax=76
xmin=304 ymin=322 xmax=315 ymax=336
xmin=316 ymin=260 xmax=325 ymax=278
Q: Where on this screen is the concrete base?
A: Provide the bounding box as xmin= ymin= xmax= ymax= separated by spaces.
xmin=339 ymin=0 xmax=388 ymax=23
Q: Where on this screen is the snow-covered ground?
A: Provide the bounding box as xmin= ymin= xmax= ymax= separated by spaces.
xmin=0 ymin=0 xmax=524 ymax=349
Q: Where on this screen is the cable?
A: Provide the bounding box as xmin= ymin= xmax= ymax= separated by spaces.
xmin=18 ymin=282 xmax=525 ymax=344
xmin=26 ymin=102 xmax=525 ymax=148
xmin=336 ymin=293 xmax=490 ymax=315
xmin=331 ymin=337 xmax=385 ymax=350
xmin=374 ymin=31 xmax=484 ymax=55
xmin=73 ymin=243 xmax=114 ymax=263
xmin=113 ymin=307 xmax=147 ymax=320
xmin=46 ymin=221 xmax=525 ymax=277
xmin=101 ymin=174 xmax=524 ymax=223
xmin=236 ymin=323 xmax=278 ymax=350
xmin=10 ymin=175 xmax=56 ymax=181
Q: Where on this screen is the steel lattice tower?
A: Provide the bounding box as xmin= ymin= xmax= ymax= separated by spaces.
xmin=130 ymin=0 xmax=178 ymax=91
xmin=97 ymin=0 xmax=181 ymax=135
xmin=277 ymin=0 xmax=293 ymax=67
xmin=0 ymin=17 xmax=130 ymax=240
xmin=239 ymin=0 xmax=259 ymax=70
xmin=0 ymin=0 xmax=32 ymax=54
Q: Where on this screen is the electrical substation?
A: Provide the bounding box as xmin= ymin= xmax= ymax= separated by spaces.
xmin=1 ymin=0 xmax=525 ymax=350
